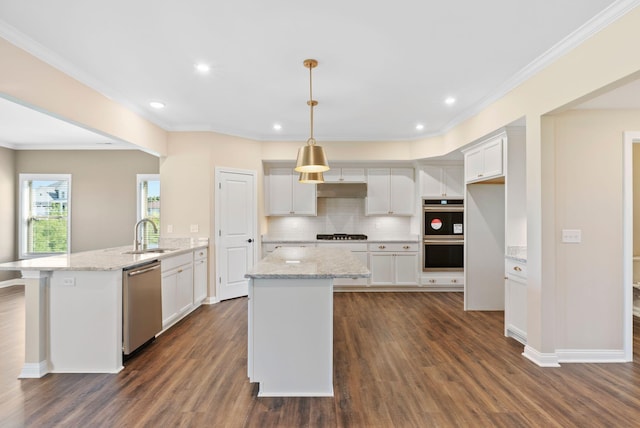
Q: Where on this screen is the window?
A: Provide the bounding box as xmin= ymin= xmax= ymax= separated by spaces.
xmin=137 ymin=174 xmax=160 ymax=248
xmin=19 ymin=174 xmax=71 ymax=259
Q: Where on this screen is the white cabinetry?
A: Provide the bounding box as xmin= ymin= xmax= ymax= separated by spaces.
xmin=464 ymin=135 xmax=505 ymax=183
xmin=505 ymin=258 xmax=527 ymax=344
xmin=323 ymin=167 xmax=366 ymax=183
xmin=161 ymin=252 xmax=194 ymax=329
xmin=368 ymin=243 xmax=419 ymax=286
xmin=421 ymin=273 xmax=464 ymax=290
xmin=193 ymin=248 xmax=208 ymax=304
xmin=265 ymin=168 xmax=316 ymax=216
xmin=421 ymin=165 xmax=464 ymax=198
xmin=366 ymin=168 xmax=414 ymax=215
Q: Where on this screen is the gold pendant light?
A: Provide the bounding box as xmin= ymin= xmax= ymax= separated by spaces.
xmin=295 ymin=59 xmax=329 ymax=178
xmin=298 ymin=171 xmax=325 ymax=183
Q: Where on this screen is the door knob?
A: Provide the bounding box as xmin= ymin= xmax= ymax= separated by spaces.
xmin=247 ymin=239 xmax=253 ymax=243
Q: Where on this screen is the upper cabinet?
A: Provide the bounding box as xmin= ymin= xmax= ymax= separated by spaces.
xmin=323 ymin=167 xmax=366 ymax=183
xmin=265 ymin=167 xmax=316 ymax=216
xmin=421 ymin=165 xmax=464 ymax=198
xmin=463 ymin=135 xmax=505 ymax=183
xmin=366 ymin=167 xmax=414 ymax=216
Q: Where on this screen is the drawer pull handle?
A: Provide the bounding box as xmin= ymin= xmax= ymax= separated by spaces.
xmin=379 ymin=245 xmax=386 ymax=249
xmin=403 ymin=245 xmax=410 ymax=249
xmin=429 ymin=279 xmax=436 ymax=283
xmin=513 ymin=266 xmax=522 ymax=272
xmin=451 ymin=279 xmax=457 ymax=283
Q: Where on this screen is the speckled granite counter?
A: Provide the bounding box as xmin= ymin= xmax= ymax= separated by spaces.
xmin=246 ymin=247 xmax=370 ymax=279
xmin=505 ymin=246 xmax=527 ymax=263
xmin=0 ymin=238 xmax=208 ymax=272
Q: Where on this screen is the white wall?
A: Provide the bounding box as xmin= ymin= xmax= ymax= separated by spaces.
xmin=0 ymin=147 xmax=17 ymax=281
xmin=15 ymin=150 xmax=159 ymax=252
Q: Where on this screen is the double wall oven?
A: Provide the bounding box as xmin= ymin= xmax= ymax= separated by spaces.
xmin=423 ymin=199 xmax=464 ymax=271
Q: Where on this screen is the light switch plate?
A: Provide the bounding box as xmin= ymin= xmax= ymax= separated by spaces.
xmin=562 ymin=229 xmax=581 ymax=243
xmin=190 ymin=224 xmax=199 ymax=233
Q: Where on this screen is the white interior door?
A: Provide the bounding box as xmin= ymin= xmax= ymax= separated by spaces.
xmin=215 ymin=168 xmax=256 ymax=301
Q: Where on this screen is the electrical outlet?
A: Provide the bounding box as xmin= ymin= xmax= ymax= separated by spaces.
xmin=167 ymin=224 xmax=173 ymax=233
xmin=62 ymin=277 xmax=75 ymax=286
xmin=562 ymin=229 xmax=581 ymax=243
xmin=190 ymin=224 xmax=199 ymax=233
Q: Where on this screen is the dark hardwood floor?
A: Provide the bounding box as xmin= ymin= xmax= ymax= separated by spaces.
xmin=1 ymin=285 xmax=639 ymax=427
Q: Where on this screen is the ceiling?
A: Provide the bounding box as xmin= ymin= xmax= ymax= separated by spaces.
xmin=0 ymin=0 xmax=638 ymax=150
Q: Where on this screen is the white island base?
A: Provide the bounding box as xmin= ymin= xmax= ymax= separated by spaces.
xmin=248 ymin=277 xmax=334 ymax=397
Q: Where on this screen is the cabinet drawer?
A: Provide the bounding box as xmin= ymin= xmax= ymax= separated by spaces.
xmin=505 ymin=259 xmax=527 ymax=280
xmin=316 ymin=242 xmax=368 ymax=252
xmin=368 ymin=242 xmax=419 ymax=252
xmin=162 ymin=253 xmax=193 ymax=272
xmin=194 ymin=248 xmax=208 ymax=261
xmin=421 ymin=276 xmax=463 ymax=286
xmin=263 ymin=243 xmax=315 ymax=253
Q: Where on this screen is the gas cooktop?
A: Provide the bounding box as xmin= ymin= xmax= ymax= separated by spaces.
xmin=316 ymin=233 xmax=368 ymax=241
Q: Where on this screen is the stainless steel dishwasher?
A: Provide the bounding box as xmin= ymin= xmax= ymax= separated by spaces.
xmin=123 ymin=260 xmax=162 ymax=355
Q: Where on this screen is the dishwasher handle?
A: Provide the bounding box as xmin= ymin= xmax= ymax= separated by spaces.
xmin=127 ymin=263 xmax=160 ymax=277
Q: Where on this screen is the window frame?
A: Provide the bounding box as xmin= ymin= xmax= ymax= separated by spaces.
xmin=19 ymin=173 xmax=72 ymax=259
xmin=136 ymin=174 xmax=160 ymax=247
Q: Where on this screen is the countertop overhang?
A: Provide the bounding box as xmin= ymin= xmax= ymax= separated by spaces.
xmin=0 ymin=238 xmax=209 ymax=272
xmin=246 ymin=247 xmax=370 ymax=279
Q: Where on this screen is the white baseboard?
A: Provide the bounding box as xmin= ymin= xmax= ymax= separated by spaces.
xmin=556 ymin=348 xmax=629 ymax=363
xmin=19 ymin=361 xmax=49 ymax=378
xmin=0 ymin=278 xmax=24 ymax=289
xmin=203 ymin=296 xmax=219 ymax=304
xmin=522 ymin=345 xmax=561 ymax=367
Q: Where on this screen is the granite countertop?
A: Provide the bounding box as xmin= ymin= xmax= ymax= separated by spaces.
xmin=505 ymin=246 xmax=527 ymax=263
xmin=0 ymin=238 xmax=209 ymax=272
xmin=262 ymin=235 xmax=421 ymax=244
xmin=246 ymin=247 xmax=370 ymax=279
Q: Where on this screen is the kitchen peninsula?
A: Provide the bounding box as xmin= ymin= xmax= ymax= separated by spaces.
xmin=0 ymin=238 xmax=208 ymax=378
xmin=245 ymin=247 xmax=369 ymax=397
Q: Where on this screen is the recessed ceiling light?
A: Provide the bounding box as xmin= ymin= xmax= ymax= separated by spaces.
xmin=415 ymin=124 xmax=425 ymax=131
xmin=273 ymin=123 xmax=282 ymax=131
xmin=444 ymin=96 xmax=456 ymax=105
xmin=195 ymin=63 xmax=211 ymax=73
xmin=149 ymin=101 xmax=165 ymax=109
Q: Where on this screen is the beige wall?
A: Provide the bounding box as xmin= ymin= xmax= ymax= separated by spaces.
xmin=550 ymin=109 xmax=640 ymax=350
xmin=0 ymin=147 xmax=17 ymax=281
xmin=161 ymin=132 xmax=263 ymax=297
xmin=16 ymin=150 xmax=159 ymax=252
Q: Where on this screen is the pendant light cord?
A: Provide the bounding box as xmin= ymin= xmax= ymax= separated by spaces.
xmin=308 ymin=61 xmax=316 ymax=145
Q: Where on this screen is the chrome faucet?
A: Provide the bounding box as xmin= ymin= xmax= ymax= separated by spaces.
xmin=134 ymin=218 xmax=158 ymax=251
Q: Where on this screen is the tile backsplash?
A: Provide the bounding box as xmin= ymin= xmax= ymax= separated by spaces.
xmin=266 ymin=198 xmax=414 ymax=239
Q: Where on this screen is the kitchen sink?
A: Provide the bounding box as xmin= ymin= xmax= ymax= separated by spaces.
xmin=122 ymin=248 xmax=177 ymax=255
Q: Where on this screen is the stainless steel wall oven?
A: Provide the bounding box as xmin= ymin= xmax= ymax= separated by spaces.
xmin=423 ymin=199 xmax=464 ymax=271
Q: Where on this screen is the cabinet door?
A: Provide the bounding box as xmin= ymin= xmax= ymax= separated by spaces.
xmin=193 ymin=258 xmax=207 ymax=303
xmin=442 ymin=166 xmax=464 ymax=197
xmin=482 ymin=137 xmax=504 ymax=179
xmin=389 ymin=168 xmax=414 ymax=215
xmin=369 ymin=253 xmax=394 ymax=285
xmin=322 ymin=168 xmax=342 ymax=183
xmin=176 ymin=264 xmax=194 ymax=314
xmin=394 ymin=253 xmax=419 ymax=285
xmin=366 ymin=168 xmax=391 ymax=215
xmin=465 ymin=147 xmax=484 ymax=182
xmin=267 ymin=168 xmax=294 ymax=215
xmin=421 ymin=166 xmax=444 ymax=197
xmin=161 ymin=271 xmax=178 ymax=327
xmin=292 ymin=176 xmax=317 ymax=215
xmin=341 ymin=168 xmax=366 ymax=182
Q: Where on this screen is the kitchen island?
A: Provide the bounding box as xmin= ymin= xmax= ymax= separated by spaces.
xmin=245 ymin=246 xmax=369 ymax=397
xmin=0 ymin=238 xmax=208 ymax=378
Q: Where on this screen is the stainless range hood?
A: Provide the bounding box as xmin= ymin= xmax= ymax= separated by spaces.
xmin=316 ymin=182 xmax=367 ymax=198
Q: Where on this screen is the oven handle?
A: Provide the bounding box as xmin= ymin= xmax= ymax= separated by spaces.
xmin=423 ymin=206 xmax=464 ymax=212
xmin=424 ymin=239 xmax=464 ymax=245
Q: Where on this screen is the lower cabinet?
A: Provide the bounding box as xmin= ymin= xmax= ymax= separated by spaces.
xmin=368 ymin=243 xmax=419 ymax=286
xmin=193 ymin=249 xmax=208 ymax=304
xmin=505 ymin=258 xmax=527 ymax=344
xmin=161 ymin=249 xmax=209 ymax=330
